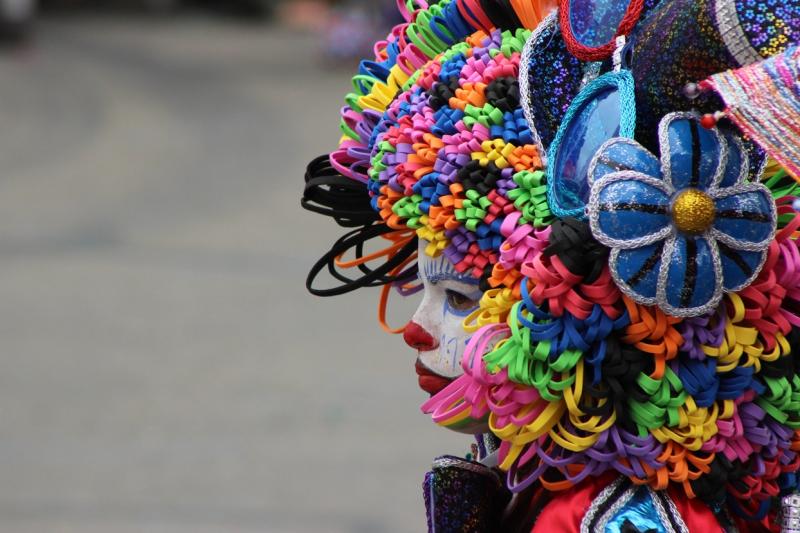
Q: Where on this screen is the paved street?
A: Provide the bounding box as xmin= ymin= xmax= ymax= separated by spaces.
xmin=0 ymin=14 xmax=463 ymax=532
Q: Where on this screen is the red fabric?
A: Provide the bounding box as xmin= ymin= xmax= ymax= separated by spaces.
xmin=531 ymin=477 xmax=724 ymax=532
xmin=531 ymin=474 xmax=616 ymax=533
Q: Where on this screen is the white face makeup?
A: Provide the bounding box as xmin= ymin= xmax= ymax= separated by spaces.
xmin=410 ymin=240 xmax=482 ymax=383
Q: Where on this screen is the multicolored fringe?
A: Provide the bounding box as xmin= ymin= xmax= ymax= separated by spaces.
xmin=704 ymin=46 xmax=800 ymax=181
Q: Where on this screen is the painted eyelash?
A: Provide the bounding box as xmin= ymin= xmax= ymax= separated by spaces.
xmin=443 ymin=290 xmax=481 ymax=317
xmin=426 ymin=274 xmax=481 ymax=285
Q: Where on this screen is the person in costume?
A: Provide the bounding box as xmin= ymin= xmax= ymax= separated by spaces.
xmin=302 ymin=0 xmax=800 ymax=530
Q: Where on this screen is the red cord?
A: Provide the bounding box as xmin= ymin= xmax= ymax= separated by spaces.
xmin=558 ymin=0 xmax=644 ymax=61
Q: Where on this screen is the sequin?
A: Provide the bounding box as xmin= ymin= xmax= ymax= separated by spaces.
xmin=521 ymin=16 xmax=584 ymax=149
xmin=423 ymin=456 xmax=510 ymax=532
xmin=734 ymin=0 xmax=800 ymax=58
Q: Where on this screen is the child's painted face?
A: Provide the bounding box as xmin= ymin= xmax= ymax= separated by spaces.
xmin=404 ymin=240 xmax=482 ymax=396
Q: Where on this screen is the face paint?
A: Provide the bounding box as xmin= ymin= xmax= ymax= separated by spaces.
xmin=404 ymin=240 xmax=482 ymax=396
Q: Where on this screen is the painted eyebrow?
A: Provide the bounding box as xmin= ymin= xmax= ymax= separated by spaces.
xmin=422 ymin=255 xmax=480 ymax=285
xmin=426 ymin=273 xmax=480 ymax=284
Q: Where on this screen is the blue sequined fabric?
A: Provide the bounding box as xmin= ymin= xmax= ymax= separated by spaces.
xmin=631 ymin=0 xmax=731 ymax=152
xmin=631 ymin=0 xmax=800 ymax=152
xmin=523 ymin=18 xmax=584 ymax=149
xmin=735 ymin=0 xmax=800 ymax=58
xmin=423 ymin=456 xmax=510 ymax=533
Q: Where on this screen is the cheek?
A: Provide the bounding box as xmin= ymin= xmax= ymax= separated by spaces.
xmin=440 ymin=311 xmax=472 ymax=348
xmin=435 ymin=311 xmax=473 ymax=365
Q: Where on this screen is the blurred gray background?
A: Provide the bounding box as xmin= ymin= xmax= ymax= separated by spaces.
xmin=0 ymin=2 xmax=464 ymax=531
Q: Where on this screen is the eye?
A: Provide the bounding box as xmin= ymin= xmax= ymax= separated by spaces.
xmin=445 ymin=289 xmax=479 ymax=312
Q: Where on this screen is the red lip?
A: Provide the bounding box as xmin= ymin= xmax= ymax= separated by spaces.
xmin=415 ymin=359 xmax=453 ymax=396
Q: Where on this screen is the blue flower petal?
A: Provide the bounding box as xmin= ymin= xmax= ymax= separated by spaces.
xmin=712 ymin=185 xmax=776 ymax=249
xmin=588 ymin=138 xmax=662 ymax=185
xmin=661 ymin=115 xmax=724 ymax=191
xmin=610 ymin=242 xmax=666 ymax=303
xmin=718 ymin=132 xmax=748 ymax=189
xmin=590 ymin=173 xmax=672 ymax=248
xmin=718 ymin=246 xmax=767 ymax=292
xmin=660 ymin=236 xmax=722 ymax=316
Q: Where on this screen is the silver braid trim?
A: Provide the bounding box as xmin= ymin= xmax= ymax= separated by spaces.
xmin=648 ymin=487 xmax=690 ymax=533
xmin=519 ymin=11 xmax=556 ymax=167
xmin=580 ymin=478 xmax=631 ymax=533
xmin=782 ymin=493 xmax=800 ymax=532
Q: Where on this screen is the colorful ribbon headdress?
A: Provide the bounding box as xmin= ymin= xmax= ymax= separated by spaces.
xmin=302 ymin=0 xmax=800 ymax=525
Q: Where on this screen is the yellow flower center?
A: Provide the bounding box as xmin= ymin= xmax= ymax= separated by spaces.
xmin=672 ymin=189 xmax=716 ymax=234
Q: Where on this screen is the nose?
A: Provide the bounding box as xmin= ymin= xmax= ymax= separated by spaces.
xmin=403 ymin=321 xmax=439 ymax=351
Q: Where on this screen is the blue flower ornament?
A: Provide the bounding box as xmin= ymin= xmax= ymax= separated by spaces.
xmin=586 ymin=112 xmax=777 ymax=317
